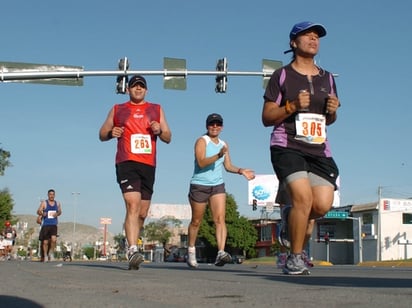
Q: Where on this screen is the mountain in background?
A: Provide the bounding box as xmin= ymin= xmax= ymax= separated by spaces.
xmin=15 ymin=214 xmax=116 ymax=247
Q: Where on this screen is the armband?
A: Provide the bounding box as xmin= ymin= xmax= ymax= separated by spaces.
xmin=237 ymin=168 xmax=243 ymax=175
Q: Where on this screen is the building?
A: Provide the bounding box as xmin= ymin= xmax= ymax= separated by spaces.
xmin=351 ymin=198 xmax=412 ymax=263
xmin=252 ymin=198 xmax=412 ymax=264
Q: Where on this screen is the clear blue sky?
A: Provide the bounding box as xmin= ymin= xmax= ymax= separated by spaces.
xmin=1 ymin=0 xmax=411 ymax=234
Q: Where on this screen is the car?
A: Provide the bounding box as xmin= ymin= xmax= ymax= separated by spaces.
xmin=231 ymin=255 xmax=245 ymax=264
xmin=165 ymin=247 xmax=187 ymax=262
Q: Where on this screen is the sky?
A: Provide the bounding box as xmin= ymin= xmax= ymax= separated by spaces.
xmin=1 ymin=0 xmax=412 ymax=234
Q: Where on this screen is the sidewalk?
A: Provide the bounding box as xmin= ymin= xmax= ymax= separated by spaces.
xmin=244 ymin=257 xmax=412 ymax=267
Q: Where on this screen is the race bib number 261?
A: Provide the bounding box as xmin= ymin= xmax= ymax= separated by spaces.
xmin=131 ymin=134 xmax=152 ymax=154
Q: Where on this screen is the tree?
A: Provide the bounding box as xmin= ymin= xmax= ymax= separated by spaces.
xmin=144 ymin=218 xmax=175 ymax=247
xmin=82 ymin=246 xmax=95 ymax=260
xmin=0 ymin=145 xmax=14 ymax=226
xmin=198 ymin=193 xmax=258 ymax=258
xmin=0 ymin=188 xmax=15 ymax=227
xmin=113 ymin=233 xmax=126 ymax=249
xmin=0 ymin=146 xmax=11 ymax=176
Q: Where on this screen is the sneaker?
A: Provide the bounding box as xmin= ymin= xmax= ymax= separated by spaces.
xmin=128 ymin=250 xmax=144 ymax=270
xmin=276 ymin=252 xmax=287 ymax=269
xmin=186 ymin=247 xmax=198 ymax=268
xmin=214 ymin=251 xmax=232 ymax=267
xmin=48 ymin=254 xmax=55 ymax=262
xmin=277 ymin=206 xmax=291 ymax=248
xmin=302 ymin=250 xmax=314 ymax=268
xmin=283 ymin=253 xmax=310 ymax=275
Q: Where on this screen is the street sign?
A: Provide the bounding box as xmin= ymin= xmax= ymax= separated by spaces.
xmin=100 ymin=217 xmax=112 ymax=225
xmin=262 ymin=59 xmax=283 ymax=89
xmin=324 ymin=211 xmax=348 ymax=219
xmin=163 ymin=57 xmax=187 ymax=90
xmin=0 ymin=61 xmax=83 ymax=86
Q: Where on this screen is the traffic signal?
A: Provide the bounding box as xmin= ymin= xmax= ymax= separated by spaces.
xmin=324 ymin=232 xmax=330 ymax=245
xmin=215 ymin=57 xmax=227 ymax=93
xmin=252 ymin=199 xmax=257 ymax=211
xmin=116 ymin=57 xmax=129 ymax=94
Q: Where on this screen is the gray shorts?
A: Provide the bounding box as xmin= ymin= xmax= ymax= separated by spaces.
xmin=286 ymin=171 xmax=333 ymax=187
xmin=188 ymin=183 xmax=225 ymax=203
xmin=270 ymin=146 xmax=339 ymax=190
xmin=275 ymin=172 xmax=333 ymax=205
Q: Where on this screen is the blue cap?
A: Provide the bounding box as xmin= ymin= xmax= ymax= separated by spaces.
xmin=289 ymin=21 xmax=327 ymax=40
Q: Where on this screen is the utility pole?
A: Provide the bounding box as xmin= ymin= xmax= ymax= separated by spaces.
xmin=71 ymin=192 xmax=80 ymax=258
xmin=377 ymin=185 xmax=382 ymax=261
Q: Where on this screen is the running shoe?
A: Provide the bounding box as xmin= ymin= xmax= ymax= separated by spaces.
xmin=276 ymin=252 xmax=287 ymax=269
xmin=277 ymin=206 xmax=291 ymax=248
xmin=128 ymin=250 xmax=144 ymax=270
xmin=186 ymin=247 xmax=198 ymax=268
xmin=214 ymin=251 xmax=232 ymax=267
xmin=283 ymin=253 xmax=310 ymax=275
xmin=302 ymin=250 xmax=314 ymax=268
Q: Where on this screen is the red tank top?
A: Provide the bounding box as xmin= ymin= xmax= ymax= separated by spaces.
xmin=113 ymin=101 xmax=160 ymax=166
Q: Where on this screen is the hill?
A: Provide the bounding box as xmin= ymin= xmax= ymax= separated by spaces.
xmin=15 ymin=214 xmax=116 ymax=246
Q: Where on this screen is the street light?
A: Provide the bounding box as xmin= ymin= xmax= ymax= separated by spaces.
xmin=71 ymin=192 xmax=80 ymax=257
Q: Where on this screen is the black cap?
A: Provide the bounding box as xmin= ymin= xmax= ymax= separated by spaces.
xmin=206 ymin=113 xmax=223 ymax=126
xmin=128 ymin=75 xmax=147 ymax=88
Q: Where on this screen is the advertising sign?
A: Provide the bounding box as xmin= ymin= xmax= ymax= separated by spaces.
xmin=248 ymin=174 xmax=279 ymax=206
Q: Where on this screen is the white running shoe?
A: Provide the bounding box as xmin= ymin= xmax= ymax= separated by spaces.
xmin=215 ymin=251 xmax=232 ymax=267
xmin=128 ymin=248 xmax=144 ymax=270
xmin=302 ymin=250 xmax=314 ymax=268
xmin=283 ymin=253 xmax=310 ymax=275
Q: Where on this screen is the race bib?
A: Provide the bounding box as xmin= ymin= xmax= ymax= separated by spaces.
xmin=48 ymin=210 xmax=56 ymax=219
xmin=131 ymin=134 xmax=152 ymax=154
xmin=295 ymin=113 xmax=326 ymax=144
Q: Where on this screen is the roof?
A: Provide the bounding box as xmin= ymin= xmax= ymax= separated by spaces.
xmin=350 ymin=202 xmax=378 ymax=213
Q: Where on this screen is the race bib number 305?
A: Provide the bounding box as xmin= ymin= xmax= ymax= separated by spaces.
xmin=295 ymin=113 xmax=326 ymax=144
xmin=131 ymin=134 xmax=152 ymax=154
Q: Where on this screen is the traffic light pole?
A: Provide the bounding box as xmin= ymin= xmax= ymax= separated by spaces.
xmin=0 ymin=68 xmax=273 ymax=80
xmin=346 ymin=216 xmax=363 ymax=264
xmin=1 ymin=58 xmax=337 ymax=94
xmin=0 ymin=58 xmax=285 ymax=92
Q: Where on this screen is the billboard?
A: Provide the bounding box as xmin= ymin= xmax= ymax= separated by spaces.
xmin=248 ymin=174 xmax=341 ymax=207
xmin=248 ymin=174 xmax=279 ymax=206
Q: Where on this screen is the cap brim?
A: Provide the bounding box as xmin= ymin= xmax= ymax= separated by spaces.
xmin=129 ymin=81 xmax=146 ymax=88
xmin=310 ymin=24 xmax=326 ymax=37
xmin=290 ymin=23 xmax=327 ymax=39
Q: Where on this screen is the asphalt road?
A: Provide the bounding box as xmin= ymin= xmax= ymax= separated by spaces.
xmin=1 ymin=260 xmax=412 ymax=308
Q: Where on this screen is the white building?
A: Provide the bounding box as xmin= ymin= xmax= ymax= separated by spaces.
xmin=310 ymin=198 xmax=412 ymax=264
xmin=352 ymin=198 xmax=412 ymax=263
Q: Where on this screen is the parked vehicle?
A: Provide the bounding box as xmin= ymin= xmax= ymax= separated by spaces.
xmin=63 ymin=251 xmax=72 ymax=262
xmin=165 ymin=247 xmax=187 ymax=262
xmin=231 ymin=255 xmax=245 ymax=264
